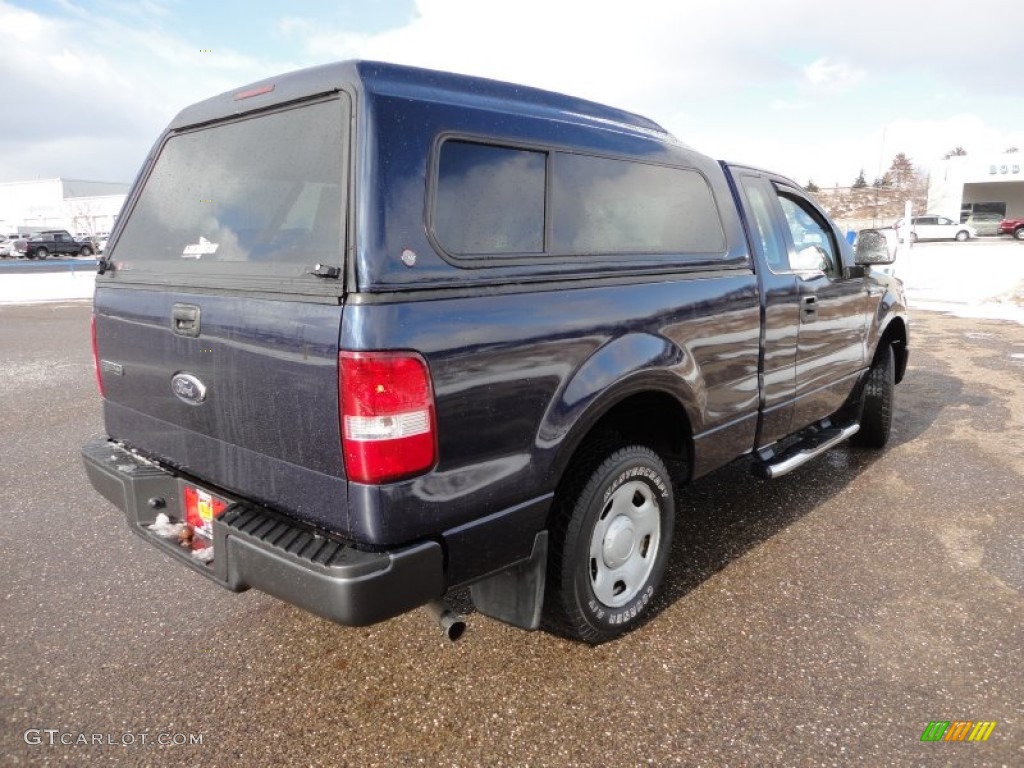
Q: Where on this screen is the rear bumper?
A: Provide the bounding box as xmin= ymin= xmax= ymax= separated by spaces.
xmin=81 ymin=439 xmax=445 ymax=626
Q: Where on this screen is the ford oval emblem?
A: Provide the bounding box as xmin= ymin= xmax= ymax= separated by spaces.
xmin=171 ymin=372 xmax=207 ymax=405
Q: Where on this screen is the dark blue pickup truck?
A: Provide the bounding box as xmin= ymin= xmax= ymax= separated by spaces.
xmin=82 ymin=61 xmax=907 ymax=644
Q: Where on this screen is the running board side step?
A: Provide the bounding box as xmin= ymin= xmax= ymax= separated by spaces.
xmin=754 ymin=423 xmax=860 ymax=479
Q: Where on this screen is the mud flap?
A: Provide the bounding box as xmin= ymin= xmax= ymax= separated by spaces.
xmin=470 ymin=531 xmax=547 ymax=630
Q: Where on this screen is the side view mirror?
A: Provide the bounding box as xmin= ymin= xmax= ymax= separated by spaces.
xmin=854 ymin=229 xmax=896 ymax=266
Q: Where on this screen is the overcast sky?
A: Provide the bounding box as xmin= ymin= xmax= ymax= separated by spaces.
xmin=2 ymin=0 xmax=1023 ymax=188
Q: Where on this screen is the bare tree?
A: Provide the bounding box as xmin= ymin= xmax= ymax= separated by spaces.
xmin=68 ymin=200 xmax=98 ymax=237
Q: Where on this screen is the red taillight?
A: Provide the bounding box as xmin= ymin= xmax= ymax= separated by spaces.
xmin=91 ymin=314 xmax=104 ymax=397
xmin=339 ymin=351 xmax=436 ymax=484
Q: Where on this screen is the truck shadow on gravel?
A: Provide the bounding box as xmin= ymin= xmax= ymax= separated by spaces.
xmin=653 ymin=366 xmax=974 ymax=611
xmin=454 ymin=368 xmax=986 ymax=631
xmin=447 ymin=366 xmax=991 ymax=625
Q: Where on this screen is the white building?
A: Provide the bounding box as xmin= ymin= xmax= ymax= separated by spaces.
xmin=928 ymin=153 xmax=1024 ymax=222
xmin=0 ymin=178 xmax=129 ymax=235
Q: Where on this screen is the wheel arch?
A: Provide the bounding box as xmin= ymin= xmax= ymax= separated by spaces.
xmin=877 ymin=315 xmax=908 ymax=384
xmin=547 ymin=382 xmax=696 ymax=500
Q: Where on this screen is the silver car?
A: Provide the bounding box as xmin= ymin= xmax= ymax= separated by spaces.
xmin=0 ymin=234 xmax=25 ymax=258
xmin=964 ymin=212 xmax=1003 ymax=236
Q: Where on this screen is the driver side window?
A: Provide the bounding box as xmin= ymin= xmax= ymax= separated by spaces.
xmin=776 ymin=193 xmax=839 ymax=276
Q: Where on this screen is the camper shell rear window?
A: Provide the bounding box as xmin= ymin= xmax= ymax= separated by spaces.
xmin=109 ymin=98 xmax=346 ymax=283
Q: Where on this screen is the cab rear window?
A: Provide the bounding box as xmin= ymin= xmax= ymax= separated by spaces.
xmin=111 ymin=99 xmax=345 ymax=278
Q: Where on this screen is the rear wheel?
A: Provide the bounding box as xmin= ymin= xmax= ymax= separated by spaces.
xmin=1015 ymin=228 xmax=1024 ymax=241
xmin=955 ymin=230 xmax=969 ymax=242
xmin=543 ymin=444 xmax=675 ymax=644
xmin=79 ymin=246 xmax=93 ymax=257
xmin=851 ymin=344 xmax=894 ymax=449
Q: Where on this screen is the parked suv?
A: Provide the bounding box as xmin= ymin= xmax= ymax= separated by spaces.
xmin=998 ymin=218 xmax=1024 ymax=240
xmin=82 ymin=61 xmax=908 ymax=644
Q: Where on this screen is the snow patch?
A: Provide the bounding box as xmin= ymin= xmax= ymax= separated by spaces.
xmin=897 ymin=240 xmax=1024 ymax=325
xmin=0 ymin=270 xmax=96 ymax=304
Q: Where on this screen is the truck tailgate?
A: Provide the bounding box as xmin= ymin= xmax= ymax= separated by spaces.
xmin=95 ymin=287 xmax=347 ymax=530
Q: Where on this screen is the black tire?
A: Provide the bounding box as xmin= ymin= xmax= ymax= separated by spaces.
xmin=955 ymin=230 xmax=969 ymax=242
xmin=79 ymin=246 xmax=93 ymax=257
xmin=543 ymin=444 xmax=675 ymax=644
xmin=1015 ymin=228 xmax=1024 ymax=241
xmin=851 ymin=344 xmax=894 ymax=449
xmin=910 ymin=232 xmax=918 ymax=243
xmin=34 ymin=247 xmax=48 ymax=260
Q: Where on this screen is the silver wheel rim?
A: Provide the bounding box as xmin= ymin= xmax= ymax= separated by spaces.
xmin=588 ymin=480 xmax=661 ymax=608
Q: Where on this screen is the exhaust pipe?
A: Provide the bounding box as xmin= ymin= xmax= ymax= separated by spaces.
xmin=425 ymin=600 xmax=467 ymax=642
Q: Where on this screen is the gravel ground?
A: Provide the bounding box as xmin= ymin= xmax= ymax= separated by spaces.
xmin=0 ymin=302 xmax=1021 ymax=767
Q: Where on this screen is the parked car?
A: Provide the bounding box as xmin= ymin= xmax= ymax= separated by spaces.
xmin=0 ymin=234 xmax=25 ymax=258
xmin=998 ymin=218 xmax=1024 ymax=240
xmin=895 ymin=215 xmax=975 ymax=242
xmin=82 ymin=61 xmax=908 ymax=644
xmin=964 ymin=212 xmax=1004 ymax=236
xmin=75 ymin=234 xmax=105 ymax=254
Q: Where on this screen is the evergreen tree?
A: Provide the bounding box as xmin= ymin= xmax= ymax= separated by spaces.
xmin=888 ymin=153 xmax=915 ymax=189
xmin=852 ymin=169 xmax=868 ymax=189
xmin=805 ymin=179 xmax=820 ymax=193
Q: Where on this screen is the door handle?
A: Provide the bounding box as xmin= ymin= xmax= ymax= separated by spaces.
xmin=801 ymin=295 xmax=817 ymax=319
xmin=171 ymin=303 xmax=201 ymax=337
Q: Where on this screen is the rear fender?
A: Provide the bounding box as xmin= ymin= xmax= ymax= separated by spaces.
xmin=539 ymin=332 xmax=701 ymax=482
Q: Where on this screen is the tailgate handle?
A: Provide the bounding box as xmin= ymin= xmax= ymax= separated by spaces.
xmin=171 ymin=304 xmax=201 ymax=337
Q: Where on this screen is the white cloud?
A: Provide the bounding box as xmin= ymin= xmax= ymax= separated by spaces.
xmin=0 ymin=1 xmax=275 ymax=181
xmin=877 ymin=116 xmax=1024 ymax=172
xmin=803 ymin=58 xmax=865 ymax=91
xmin=1 ymin=0 xmax=1023 ymax=189
xmin=279 ymin=1 xmax=797 ymax=116
xmin=770 ymin=99 xmax=811 ymax=112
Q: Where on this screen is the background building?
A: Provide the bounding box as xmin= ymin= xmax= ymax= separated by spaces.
xmin=928 ymin=153 xmax=1024 ymax=223
xmin=0 ymin=178 xmax=129 ymax=235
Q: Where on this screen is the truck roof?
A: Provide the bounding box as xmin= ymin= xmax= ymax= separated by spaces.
xmin=169 ymin=60 xmax=678 ymax=146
